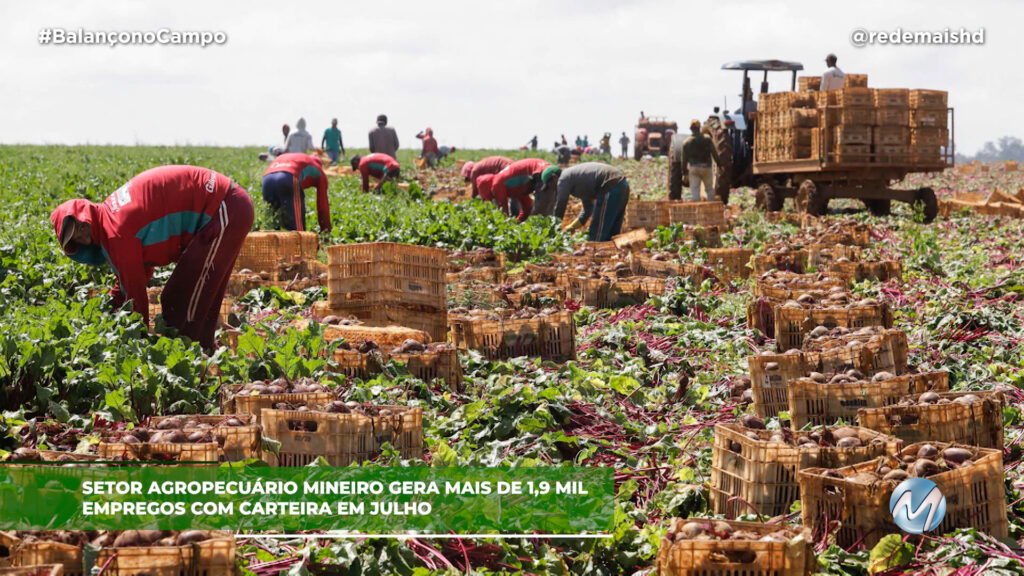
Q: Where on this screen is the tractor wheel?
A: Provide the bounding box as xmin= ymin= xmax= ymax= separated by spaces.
xmin=796 ymin=180 xmax=828 ymax=216
xmin=865 ymin=199 xmax=892 ymax=216
xmin=634 ymin=148 xmax=643 ymax=161
xmin=755 ymin=184 xmax=784 ymax=212
xmin=914 ymin=187 xmax=938 ymax=223
xmin=707 ymin=124 xmax=734 ymax=205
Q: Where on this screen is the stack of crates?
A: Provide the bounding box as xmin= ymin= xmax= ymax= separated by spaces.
xmin=325 ymin=242 xmax=448 ymax=341
xmin=909 ymin=89 xmax=949 ymax=164
xmin=755 ymin=92 xmax=818 ymax=162
xmin=814 ymin=85 xmax=875 ymax=163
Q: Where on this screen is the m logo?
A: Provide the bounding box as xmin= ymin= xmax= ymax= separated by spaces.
xmin=889 ymin=478 xmax=946 ymax=534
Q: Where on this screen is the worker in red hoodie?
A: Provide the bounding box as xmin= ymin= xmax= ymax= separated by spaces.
xmin=415 ymin=127 xmax=440 ymax=168
xmin=351 ymin=153 xmax=401 ymax=192
xmin=50 ymin=166 xmax=253 ymax=351
xmin=490 ymin=158 xmax=552 ymax=222
xmin=261 ymin=153 xmax=332 ymax=233
xmin=475 ymin=173 xmax=496 ymax=202
xmin=463 ymin=156 xmax=513 ymax=199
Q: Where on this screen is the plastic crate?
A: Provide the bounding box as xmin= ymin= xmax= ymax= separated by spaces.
xmin=799 ymin=443 xmax=1006 ymax=549
xmin=710 ymin=423 xmax=900 ymax=518
xmin=330 ymin=346 xmax=461 ymax=388
xmin=622 ymin=201 xmax=669 ymax=231
xmin=875 ymin=107 xmax=911 ymax=127
xmin=666 ymin=201 xmax=726 ymax=229
xmin=221 ymin=384 xmax=335 ymax=425
xmin=0 ymin=533 xmax=80 ymax=576
xmin=448 ymin=310 xmax=575 ymax=362
xmin=827 ymin=260 xmax=903 ymax=283
xmin=628 ymin=255 xmax=704 ymax=283
xmin=857 ymin=390 xmax=1004 ymax=449
xmin=910 ymin=108 xmax=948 ymax=129
xmin=261 ymin=405 xmax=423 ymax=466
xmin=327 ymin=243 xmax=447 ymax=310
xmin=149 ymin=414 xmax=261 ymax=462
xmin=751 ymin=251 xmax=808 ymax=276
xmin=802 ymin=329 xmax=905 ymax=375
xmin=911 ymin=127 xmax=949 ymax=146
xmin=748 ymin=352 xmax=807 ymax=419
xmin=873 ymin=126 xmax=910 ymax=146
xmin=844 ymin=74 xmax=868 ymax=88
xmin=97 ymin=441 xmax=220 ymax=464
xmin=774 ymin=302 xmax=893 ymax=352
xmin=798 ymin=76 xmax=821 ymax=92
xmin=92 ymin=536 xmax=235 ymax=576
xmin=312 ymin=301 xmax=447 ymax=343
xmin=656 ymin=520 xmax=813 ymax=576
xmin=909 ymin=89 xmax=948 ymax=109
xmin=788 ymin=371 xmax=950 ymax=430
xmin=234 ymin=231 xmax=319 ymax=273
xmin=873 ymin=88 xmax=909 ymax=108
xmin=611 ymin=228 xmax=650 ymax=250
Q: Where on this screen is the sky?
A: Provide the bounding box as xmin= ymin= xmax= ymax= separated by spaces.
xmin=0 ymin=0 xmax=1014 ymax=155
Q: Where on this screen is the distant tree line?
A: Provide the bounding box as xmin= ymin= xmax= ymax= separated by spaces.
xmin=955 ymin=136 xmax=1024 ymax=163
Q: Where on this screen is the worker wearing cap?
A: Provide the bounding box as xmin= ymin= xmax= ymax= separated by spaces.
xmin=261 ymin=153 xmax=332 ymax=233
xmin=368 ymin=114 xmax=400 ymax=159
xmin=490 ymin=158 xmax=551 ymax=222
xmin=821 ymin=54 xmax=845 ymax=91
xmin=50 ymin=166 xmax=254 ymax=351
xmin=670 ymin=120 xmax=721 ymax=201
xmin=464 ymin=156 xmax=513 ymax=199
xmin=351 ymin=153 xmax=401 ymax=192
xmin=534 ymin=162 xmax=629 ymax=242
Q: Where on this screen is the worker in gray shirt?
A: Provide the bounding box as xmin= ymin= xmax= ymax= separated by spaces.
xmin=368 ymin=114 xmax=400 ymax=159
xmin=534 ymin=162 xmax=631 ymax=242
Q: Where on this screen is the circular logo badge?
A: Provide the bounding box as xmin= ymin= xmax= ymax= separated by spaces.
xmin=889 ymin=478 xmax=946 ymax=534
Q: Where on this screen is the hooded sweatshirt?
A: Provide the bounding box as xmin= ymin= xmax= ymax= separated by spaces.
xmin=50 ymin=165 xmax=235 ymax=323
xmin=285 ymin=118 xmax=314 ymax=153
xmin=490 ymin=158 xmax=549 ymax=222
xmin=468 ymin=156 xmax=513 ymax=198
xmin=263 ymin=153 xmax=331 ymax=231
xmin=476 ymin=173 xmax=496 ymax=202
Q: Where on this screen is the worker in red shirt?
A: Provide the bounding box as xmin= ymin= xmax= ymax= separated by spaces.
xmin=350 ymin=154 xmax=401 ymax=193
xmin=261 ymin=153 xmax=331 ymax=233
xmin=50 ymin=166 xmax=254 ymax=351
xmin=415 ymin=127 xmax=440 ymax=168
xmin=463 ymin=156 xmax=513 ymax=199
xmin=475 ymin=174 xmax=496 ymax=202
xmin=490 ymin=158 xmax=553 ymax=222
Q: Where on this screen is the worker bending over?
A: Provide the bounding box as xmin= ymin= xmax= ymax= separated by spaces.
xmin=462 ymin=156 xmax=513 ymax=199
xmin=50 ymin=166 xmax=254 ymax=351
xmin=351 ymin=154 xmax=401 ymax=193
xmin=491 ymin=158 xmax=552 ymax=222
xmin=535 ymin=162 xmax=629 ymax=242
xmin=261 ymin=153 xmax=331 ymax=233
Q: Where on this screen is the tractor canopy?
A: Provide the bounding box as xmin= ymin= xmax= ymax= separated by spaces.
xmin=721 ymin=60 xmax=804 ymax=72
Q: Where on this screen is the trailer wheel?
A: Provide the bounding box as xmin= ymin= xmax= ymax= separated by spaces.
xmin=755 ymin=184 xmax=783 ymax=212
xmin=796 ymin=180 xmax=827 ymax=215
xmin=914 ymin=187 xmax=938 ymax=223
xmin=865 ymin=199 xmax=892 ymax=216
xmin=707 ymin=123 xmax=734 ymax=205
xmin=634 ymin=148 xmax=643 ymax=161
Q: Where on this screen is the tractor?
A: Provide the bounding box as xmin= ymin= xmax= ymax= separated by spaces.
xmin=704 ymin=59 xmax=951 ymax=221
xmin=635 ymin=116 xmax=677 ymax=160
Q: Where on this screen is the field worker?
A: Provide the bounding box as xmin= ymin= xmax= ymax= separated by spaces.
xmin=528 ymin=135 xmax=538 ymax=151
xmin=261 ymin=153 xmax=331 ymax=233
xmin=554 ymin=142 xmax=572 ymax=166
xmin=491 ymin=158 xmax=551 ymax=222
xmin=464 ymin=156 xmax=513 ymax=199
xmin=50 ymin=166 xmax=253 ymax=351
xmin=285 ymin=118 xmax=314 ymax=154
xmin=321 ymin=119 xmax=346 ymax=164
xmin=369 ymin=114 xmax=400 ymax=159
xmin=282 ymin=124 xmax=290 ymax=143
xmin=535 ymin=162 xmax=629 ymax=242
xmin=821 ymin=53 xmax=845 ymax=91
xmin=670 ymin=120 xmax=721 ymax=201
xmin=437 ymin=145 xmax=456 ymax=162
xmin=561 ymin=134 xmax=568 ymax=145
xmin=600 ymin=133 xmax=611 ymax=155
xmin=351 ymin=153 xmax=401 ymax=193
xmin=416 ymin=127 xmax=440 ymax=168
xmin=619 ymin=132 xmax=630 ymax=159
